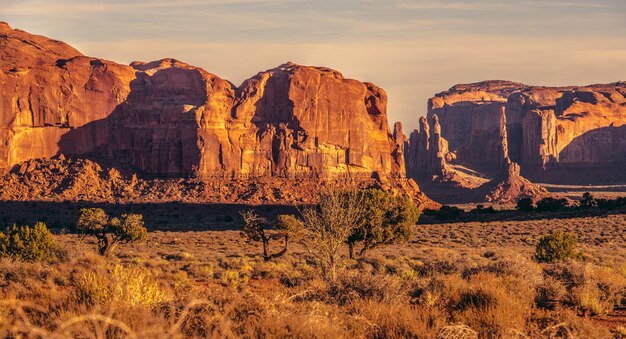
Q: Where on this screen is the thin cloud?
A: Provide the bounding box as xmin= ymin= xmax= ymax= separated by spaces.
xmin=1 ymin=0 xmax=624 ymax=131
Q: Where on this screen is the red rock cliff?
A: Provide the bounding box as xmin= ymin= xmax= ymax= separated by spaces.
xmin=409 ymin=80 xmax=626 ymax=184
xmin=0 ymin=23 xmax=403 ymax=182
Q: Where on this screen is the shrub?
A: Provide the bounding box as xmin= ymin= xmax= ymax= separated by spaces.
xmin=326 ymin=271 xmax=404 ymax=305
xmin=302 ymin=189 xmax=366 ymax=281
xmin=240 ymin=211 xmax=303 ymax=261
xmin=75 ymin=208 xmax=147 ymax=256
xmin=0 ymin=222 xmax=59 ymax=262
xmin=534 ymin=231 xmax=583 ymax=263
xmin=516 ymin=197 xmax=534 ymax=212
xmin=579 ymin=192 xmax=597 ymax=208
xmin=536 ymin=197 xmax=569 ymax=212
xmin=346 ymin=189 xmax=419 ymax=259
xmin=76 ymin=264 xmax=167 ymax=307
xmin=434 ymin=206 xmax=463 ymax=221
xmin=535 ymin=277 xmax=566 ymax=310
xmin=471 ymin=205 xmax=496 ymax=214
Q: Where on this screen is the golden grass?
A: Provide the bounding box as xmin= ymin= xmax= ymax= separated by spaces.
xmin=0 ymin=213 xmax=624 ymax=337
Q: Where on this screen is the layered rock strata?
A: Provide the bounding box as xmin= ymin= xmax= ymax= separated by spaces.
xmin=408 ymin=80 xmax=626 ymax=185
xmin=0 ymin=22 xmax=404 ymax=183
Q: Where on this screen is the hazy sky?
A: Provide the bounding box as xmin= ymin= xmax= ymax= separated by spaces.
xmin=2 ymin=0 xmax=625 ymax=131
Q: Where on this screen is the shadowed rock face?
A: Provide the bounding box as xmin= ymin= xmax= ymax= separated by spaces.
xmin=410 ymin=80 xmax=626 ymax=184
xmin=0 ymin=22 xmax=135 ymax=171
xmin=0 ymin=23 xmax=402 ymax=181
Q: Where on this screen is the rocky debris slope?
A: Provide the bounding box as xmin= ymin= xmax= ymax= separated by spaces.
xmin=0 ymin=23 xmax=405 ymax=184
xmin=0 ymin=155 xmax=432 ymax=208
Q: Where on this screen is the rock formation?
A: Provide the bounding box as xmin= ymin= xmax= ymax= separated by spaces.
xmin=426 ymin=81 xmax=528 ymax=169
xmin=409 ymin=80 xmax=626 ymax=185
xmin=392 ymin=121 xmax=407 ymax=175
xmin=510 ymin=85 xmax=626 ymax=171
xmin=429 ymin=115 xmax=451 ymax=178
xmin=0 ymin=22 xmax=430 ymax=205
xmin=0 ymin=23 xmax=403 ymax=180
xmin=486 ymin=108 xmax=547 ymax=203
xmin=0 ymin=155 xmax=435 ymax=206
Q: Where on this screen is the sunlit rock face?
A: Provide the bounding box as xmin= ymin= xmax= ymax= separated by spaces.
xmin=407 ymin=80 xmax=626 ymax=184
xmin=0 ymin=22 xmax=135 ymax=172
xmin=0 ymin=23 xmax=404 ymax=181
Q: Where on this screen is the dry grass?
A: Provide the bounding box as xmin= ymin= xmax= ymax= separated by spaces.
xmin=0 ymin=213 xmax=625 ymax=337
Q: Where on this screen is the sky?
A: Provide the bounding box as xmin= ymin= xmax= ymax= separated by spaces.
xmin=1 ymin=0 xmax=625 ymax=131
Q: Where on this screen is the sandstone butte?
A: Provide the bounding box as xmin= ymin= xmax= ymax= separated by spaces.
xmin=0 ymin=22 xmax=431 ymax=206
xmin=406 ymin=79 xmax=626 ymax=201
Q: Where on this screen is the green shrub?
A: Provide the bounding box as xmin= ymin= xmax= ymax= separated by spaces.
xmin=240 ymin=211 xmax=303 ymax=261
xmin=471 ymin=205 xmax=496 ymax=214
xmin=0 ymin=222 xmax=59 ymax=262
xmin=347 ymin=189 xmax=419 ymax=258
xmin=75 ymin=208 xmax=147 ymax=256
xmin=534 ymin=231 xmax=583 ymax=263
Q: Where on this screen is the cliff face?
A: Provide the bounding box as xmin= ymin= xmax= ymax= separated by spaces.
xmin=507 ymin=85 xmax=626 ymax=169
xmin=426 ymin=81 xmax=528 ymax=169
xmin=0 ymin=22 xmax=135 ymax=171
xmin=412 ymin=80 xmax=626 ymax=184
xmin=0 ymin=23 xmax=403 ymax=182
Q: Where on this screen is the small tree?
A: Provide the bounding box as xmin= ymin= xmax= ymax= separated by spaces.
xmin=240 ymin=211 xmax=303 ymax=261
xmin=301 ymin=190 xmax=365 ymax=281
xmin=0 ymin=222 xmax=58 ymax=262
xmin=76 ymin=208 xmax=147 ymax=256
xmin=516 ymin=197 xmax=534 ymax=212
xmin=346 ymin=189 xmax=419 ymax=259
xmin=535 ymin=231 xmax=583 ymax=263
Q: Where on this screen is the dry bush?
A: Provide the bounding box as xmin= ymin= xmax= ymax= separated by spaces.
xmin=75 ymin=264 xmax=169 ymax=307
xmin=543 ymin=262 xmax=626 ymax=316
xmin=325 ymin=271 xmax=407 ymax=306
xmin=535 ymin=277 xmax=567 ymax=310
xmin=1 ymin=212 xmax=625 ymax=338
xmin=301 ymin=189 xmax=365 ymax=281
xmin=412 ymin=272 xmax=534 ymax=337
xmin=350 ymin=300 xmax=446 ymax=338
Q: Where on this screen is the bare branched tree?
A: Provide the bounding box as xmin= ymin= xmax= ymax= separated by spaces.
xmin=240 ymin=210 xmax=303 ymax=261
xmin=301 ymin=189 xmax=365 ymax=281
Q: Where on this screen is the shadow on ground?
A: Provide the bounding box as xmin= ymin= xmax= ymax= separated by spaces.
xmin=0 ymin=201 xmax=299 ymax=232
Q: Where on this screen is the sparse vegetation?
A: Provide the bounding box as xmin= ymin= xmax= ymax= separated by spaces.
xmin=0 ymin=201 xmax=625 ymax=337
xmin=346 ymin=189 xmax=419 ymax=259
xmin=516 ymin=197 xmax=534 ymax=212
xmin=0 ymin=222 xmax=59 ymax=262
xmin=433 ymin=205 xmax=464 ymax=220
xmin=75 ymin=208 xmax=147 ymax=256
xmin=301 ymin=189 xmax=365 ymax=281
xmin=536 ymin=197 xmax=570 ymax=212
xmin=240 ymin=211 xmax=303 ymax=261
xmin=535 ymin=230 xmax=583 ymax=263
xmin=580 ymin=192 xmax=598 ymax=208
